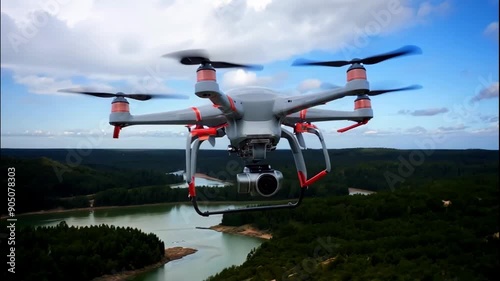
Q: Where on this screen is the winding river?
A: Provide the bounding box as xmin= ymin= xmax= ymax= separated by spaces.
xmin=17 ymin=203 xmax=263 ymax=281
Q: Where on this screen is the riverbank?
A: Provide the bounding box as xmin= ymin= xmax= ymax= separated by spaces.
xmin=92 ymin=247 xmax=197 ymax=281
xmin=0 ymin=201 xmax=192 ymax=219
xmin=209 ymin=224 xmax=272 ymax=240
xmin=3 ymin=200 xmax=290 ymax=219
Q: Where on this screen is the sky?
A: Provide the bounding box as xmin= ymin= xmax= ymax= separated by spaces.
xmin=1 ymin=0 xmax=499 ymax=150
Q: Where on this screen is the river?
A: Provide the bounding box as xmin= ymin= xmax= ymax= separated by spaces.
xmin=17 ymin=203 xmax=263 ymax=281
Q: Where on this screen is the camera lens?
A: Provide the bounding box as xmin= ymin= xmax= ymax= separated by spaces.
xmin=257 ymin=174 xmax=278 ymax=196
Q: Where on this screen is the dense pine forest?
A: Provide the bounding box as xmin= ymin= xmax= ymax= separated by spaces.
xmin=0 ymin=154 xmax=183 ymax=213
xmin=14 ymin=222 xmax=165 ymax=281
xmin=1 ymin=148 xmax=498 ymax=280
xmin=208 ymin=172 xmax=499 ymax=281
xmin=1 ymin=148 xmax=498 ymax=214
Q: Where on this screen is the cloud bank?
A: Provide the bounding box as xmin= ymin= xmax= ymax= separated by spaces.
xmin=1 ymin=0 xmax=448 ymax=94
xmin=398 ymin=107 xmax=449 ymax=116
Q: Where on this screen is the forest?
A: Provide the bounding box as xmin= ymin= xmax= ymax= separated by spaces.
xmin=1 ymin=148 xmax=498 ymax=214
xmin=208 ymin=172 xmax=499 ymax=281
xmin=1 ymin=148 xmax=498 ymax=280
xmin=0 ymin=155 xmax=182 ymax=213
xmin=12 ymin=222 xmax=165 ymax=281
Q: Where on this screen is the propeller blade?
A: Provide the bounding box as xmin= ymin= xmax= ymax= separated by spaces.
xmin=292 ymin=45 xmax=422 ymax=67
xmin=368 ymin=84 xmax=422 ymax=96
xmin=58 ymin=88 xmax=189 ymax=101
xmin=360 ymin=45 xmax=422 ymax=65
xmin=126 ymin=93 xmax=189 ymax=101
xmin=124 ymin=94 xmax=153 ymax=101
xmin=162 ymin=49 xmax=211 ymax=64
xmin=58 ymin=88 xmax=117 ymax=98
xmin=210 ymin=61 xmax=263 ymax=71
xmin=292 ymin=58 xmax=351 ymax=67
xmin=162 ymin=49 xmax=263 ymax=70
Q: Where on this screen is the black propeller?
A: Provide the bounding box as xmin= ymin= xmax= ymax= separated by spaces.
xmin=58 ymin=88 xmax=189 ymax=101
xmin=292 ymin=45 xmax=422 ymax=67
xmin=368 ymin=84 xmax=422 ymax=96
xmin=316 ymin=82 xmax=421 ymax=96
xmin=163 ymin=49 xmax=264 ymax=71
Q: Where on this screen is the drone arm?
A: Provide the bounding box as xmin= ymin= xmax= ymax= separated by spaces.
xmin=109 ymin=105 xmax=226 ymax=127
xmin=284 ymin=108 xmax=373 ymax=124
xmin=273 ymin=80 xmax=369 ymax=117
xmin=195 ymin=81 xmax=243 ymax=118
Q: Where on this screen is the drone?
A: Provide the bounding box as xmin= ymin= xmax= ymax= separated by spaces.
xmin=59 ymin=45 xmax=422 ymax=216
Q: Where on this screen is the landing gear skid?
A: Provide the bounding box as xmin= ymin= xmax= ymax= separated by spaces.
xmin=191 ymin=188 xmax=306 ymax=216
xmin=185 ymin=127 xmax=331 ymax=216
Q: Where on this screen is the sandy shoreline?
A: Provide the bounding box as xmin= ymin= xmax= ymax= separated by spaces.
xmin=92 ymin=247 xmax=197 ymax=281
xmin=209 ymin=224 xmax=272 ymax=240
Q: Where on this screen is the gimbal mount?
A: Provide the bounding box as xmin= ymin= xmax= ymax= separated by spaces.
xmin=185 ymin=125 xmax=331 ymax=216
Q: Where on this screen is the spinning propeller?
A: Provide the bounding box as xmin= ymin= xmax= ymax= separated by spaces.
xmin=58 ymin=88 xmax=189 ymax=101
xmin=162 ymin=49 xmax=264 ymax=70
xmin=291 ymin=45 xmax=422 ymax=67
xmin=320 ymin=82 xmax=422 ymax=96
xmin=368 ymin=84 xmax=422 ymax=96
xmin=292 ymin=45 xmax=422 ymax=97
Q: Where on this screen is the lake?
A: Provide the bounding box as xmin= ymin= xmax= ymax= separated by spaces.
xmin=169 ymin=177 xmax=230 ymax=188
xmin=168 ymin=171 xmax=231 ymax=188
xmin=17 ymin=203 xmax=263 ymax=281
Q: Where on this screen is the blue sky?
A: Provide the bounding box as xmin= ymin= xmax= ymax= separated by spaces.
xmin=1 ymin=0 xmax=498 ymax=150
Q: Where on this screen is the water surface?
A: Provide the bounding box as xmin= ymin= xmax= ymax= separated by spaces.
xmin=18 ymin=203 xmax=262 ymax=281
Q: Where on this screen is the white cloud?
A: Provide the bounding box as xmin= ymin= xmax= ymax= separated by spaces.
xmin=12 ymin=74 xmax=119 ymax=95
xmin=125 ymin=130 xmax=187 ymax=138
xmin=416 ymin=0 xmax=450 ymax=18
xmin=2 ymin=128 xmax=188 ymax=138
xmin=245 ymin=0 xmax=272 ymax=12
xmin=438 ymin=124 xmax=468 ymax=132
xmin=471 ymin=82 xmax=499 ymax=102
xmin=470 ymin=122 xmax=499 ymax=135
xmin=406 ymin=126 xmax=427 ymax=134
xmin=398 ymin=107 xmax=449 ymax=116
xmin=4 ymin=129 xmax=55 ymax=137
xmin=480 ymin=114 xmax=499 ymax=123
xmin=297 ymin=78 xmax=322 ymax=93
xmin=484 ymin=21 xmax=499 ymax=42
xmin=333 ymin=126 xmax=399 ymax=136
xmin=1 ymin=0 xmax=434 ymax=95
xmin=13 ymin=75 xmax=77 ymax=94
xmin=220 ymin=69 xmax=286 ymax=89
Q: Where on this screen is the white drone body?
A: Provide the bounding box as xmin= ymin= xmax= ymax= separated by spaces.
xmin=60 ymin=46 xmax=422 ymax=216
